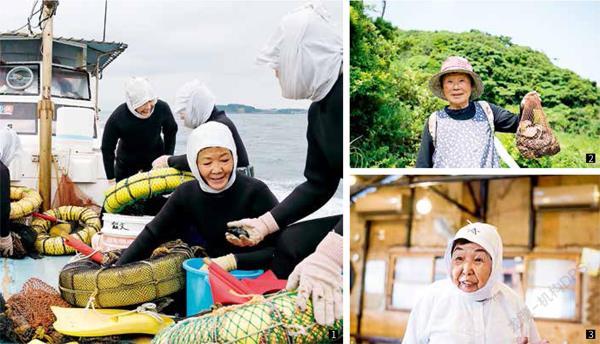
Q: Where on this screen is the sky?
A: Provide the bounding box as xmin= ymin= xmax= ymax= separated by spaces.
xmin=365 ymin=0 xmax=600 ymax=84
xmin=1 ymin=0 xmax=342 ymax=111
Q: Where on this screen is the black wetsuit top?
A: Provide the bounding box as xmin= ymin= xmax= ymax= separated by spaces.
xmin=116 ymin=174 xmax=279 ymax=267
xmin=415 ymin=101 xmax=521 ymax=168
xmin=0 ymin=161 xmax=9 ymax=237
xmin=270 ymin=75 xmax=343 ymax=235
xmin=167 ymin=107 xmax=250 ymax=170
xmin=101 ymin=99 xmax=178 ymax=180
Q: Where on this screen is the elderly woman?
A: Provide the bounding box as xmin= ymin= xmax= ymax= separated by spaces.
xmin=224 ymin=3 xmax=343 ymax=327
xmin=115 ymin=122 xmax=279 ymax=272
xmin=416 ymin=56 xmax=540 ymax=168
xmin=101 ymin=77 xmax=178 ymax=183
xmin=151 ymin=80 xmax=251 ymax=175
xmin=0 ymin=128 xmax=21 ymax=256
xmin=404 ymin=223 xmax=548 ymax=344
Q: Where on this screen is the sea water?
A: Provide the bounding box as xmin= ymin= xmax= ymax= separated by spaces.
xmin=101 ymin=112 xmax=342 ymax=221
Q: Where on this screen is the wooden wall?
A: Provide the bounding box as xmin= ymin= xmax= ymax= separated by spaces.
xmin=351 ymin=175 xmax=600 ymax=342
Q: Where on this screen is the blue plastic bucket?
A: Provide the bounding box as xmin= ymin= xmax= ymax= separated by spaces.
xmin=183 ymin=258 xmax=263 ymax=316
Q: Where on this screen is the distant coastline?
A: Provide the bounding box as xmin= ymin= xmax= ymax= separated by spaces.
xmin=218 ymin=103 xmax=307 ymax=115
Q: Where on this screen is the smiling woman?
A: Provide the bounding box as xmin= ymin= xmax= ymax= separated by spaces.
xmin=416 ymin=56 xmax=542 ymax=168
xmin=196 ymin=147 xmax=234 ymax=191
xmin=404 ymin=223 xmax=549 ymax=344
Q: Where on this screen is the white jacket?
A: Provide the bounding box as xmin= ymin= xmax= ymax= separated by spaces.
xmin=404 ymin=279 xmax=541 ymax=344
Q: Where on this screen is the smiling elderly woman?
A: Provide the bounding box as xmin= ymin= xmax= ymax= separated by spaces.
xmin=404 ymin=223 xmax=548 ymax=344
xmin=416 ymin=56 xmax=540 ymax=168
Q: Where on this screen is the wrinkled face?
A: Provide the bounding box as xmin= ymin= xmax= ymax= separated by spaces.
xmin=442 ymin=72 xmax=472 ymax=109
xmin=135 ymin=100 xmax=154 ymax=118
xmin=451 ymin=242 xmax=492 ymax=293
xmin=197 ymin=147 xmax=234 ymax=190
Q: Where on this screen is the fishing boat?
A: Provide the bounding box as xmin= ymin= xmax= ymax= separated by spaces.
xmin=1 ymin=1 xmax=127 ymax=297
xmin=0 ymin=32 xmax=126 ymax=205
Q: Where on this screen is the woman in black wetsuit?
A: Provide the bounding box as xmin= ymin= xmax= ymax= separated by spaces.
xmin=151 ymin=80 xmax=252 ymax=176
xmin=101 ymin=77 xmax=178 ymax=183
xmin=115 ymin=121 xmax=279 ymax=272
xmin=224 ymin=3 xmax=343 ymax=327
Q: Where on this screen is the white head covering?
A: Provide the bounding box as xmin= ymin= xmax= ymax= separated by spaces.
xmin=186 ymin=121 xmax=237 ymax=194
xmin=444 ymin=222 xmax=503 ymax=301
xmin=174 ymin=80 xmax=216 ymax=129
xmin=256 ymin=1 xmax=342 ymax=102
xmin=125 ymin=77 xmax=157 ymax=119
xmin=0 ymin=127 xmax=22 ymax=166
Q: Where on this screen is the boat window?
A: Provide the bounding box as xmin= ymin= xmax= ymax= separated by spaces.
xmin=51 ymin=67 xmax=90 ymax=100
xmin=0 ymin=103 xmax=37 ymax=134
xmin=0 ymin=65 xmax=40 ymax=96
xmin=0 ymin=39 xmax=41 ymax=62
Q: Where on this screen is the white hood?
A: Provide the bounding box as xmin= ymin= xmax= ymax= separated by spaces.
xmin=256 ymin=1 xmax=342 ymax=102
xmin=444 ymin=222 xmax=503 ymax=301
xmin=174 ymin=79 xmax=216 ymax=129
xmin=125 ymin=77 xmax=157 ymax=119
xmin=0 ymin=127 xmax=22 ymax=166
xmin=186 ymin=121 xmax=237 ymax=194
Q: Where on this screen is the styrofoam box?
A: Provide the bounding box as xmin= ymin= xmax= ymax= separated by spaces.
xmin=101 ymin=213 xmax=154 ymax=238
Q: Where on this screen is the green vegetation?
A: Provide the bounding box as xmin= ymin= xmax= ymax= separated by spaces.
xmin=350 ymin=1 xmax=600 ymax=167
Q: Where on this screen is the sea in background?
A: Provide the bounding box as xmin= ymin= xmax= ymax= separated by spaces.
xmin=99 ymin=112 xmax=342 ymax=222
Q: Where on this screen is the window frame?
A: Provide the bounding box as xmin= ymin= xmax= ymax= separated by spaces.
xmin=522 ymin=252 xmax=581 ymax=323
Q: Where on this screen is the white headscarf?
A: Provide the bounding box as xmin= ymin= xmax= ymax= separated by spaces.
xmin=125 ymin=77 xmax=157 ymax=119
xmin=256 ymin=1 xmax=342 ymax=102
xmin=444 ymin=222 xmax=503 ymax=302
xmin=186 ymin=121 xmax=237 ymax=194
xmin=0 ymin=127 xmax=22 ymax=166
xmin=174 ymin=80 xmax=216 ymax=129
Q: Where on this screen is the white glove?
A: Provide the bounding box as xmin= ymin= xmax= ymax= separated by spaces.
xmin=0 ymin=235 xmax=13 ymax=257
xmin=286 ymin=232 xmax=343 ymax=326
xmin=225 ymin=212 xmax=279 ymax=247
xmin=152 ymin=155 xmax=171 ymax=169
xmin=200 ymin=254 xmax=237 ymax=272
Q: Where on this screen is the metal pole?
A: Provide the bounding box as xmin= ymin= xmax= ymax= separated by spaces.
xmin=38 ymin=0 xmax=57 ymax=210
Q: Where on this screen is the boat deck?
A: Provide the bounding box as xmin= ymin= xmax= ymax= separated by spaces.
xmin=2 ymin=256 xmax=72 ymax=298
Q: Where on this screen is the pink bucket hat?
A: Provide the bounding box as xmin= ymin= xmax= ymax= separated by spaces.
xmin=429 ymin=56 xmax=484 ymax=101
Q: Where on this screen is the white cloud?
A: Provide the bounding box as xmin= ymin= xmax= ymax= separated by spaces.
xmin=1 ymin=0 xmax=343 ymax=111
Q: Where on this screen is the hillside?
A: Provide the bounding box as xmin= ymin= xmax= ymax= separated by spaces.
xmin=217 ymin=103 xmax=306 ymax=115
xmin=350 ymin=1 xmax=599 ymax=168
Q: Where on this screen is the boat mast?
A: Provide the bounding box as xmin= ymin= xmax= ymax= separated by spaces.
xmin=38 ymin=0 xmax=58 ymax=210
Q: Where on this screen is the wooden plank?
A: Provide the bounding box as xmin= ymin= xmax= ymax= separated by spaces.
xmin=360 ymin=309 xmax=410 ymax=339
xmin=487 ymin=177 xmax=531 ymax=247
xmin=411 ymin=183 xmax=464 ymax=247
xmin=369 ymin=219 xmax=409 ymax=252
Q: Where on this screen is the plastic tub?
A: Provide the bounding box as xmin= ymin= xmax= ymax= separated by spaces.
xmin=101 ymin=214 xmax=154 ymax=237
xmin=183 ymin=258 xmax=263 ymax=316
